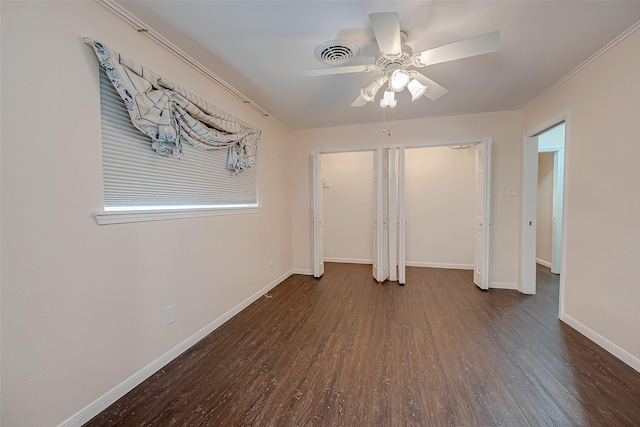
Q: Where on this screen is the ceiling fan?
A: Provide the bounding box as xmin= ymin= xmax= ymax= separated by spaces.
xmin=306 ymin=12 xmax=500 ymax=108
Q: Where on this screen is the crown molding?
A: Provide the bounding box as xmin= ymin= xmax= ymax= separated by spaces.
xmin=96 ymin=0 xmax=283 ymax=127
xmin=522 ymin=20 xmax=640 ymax=111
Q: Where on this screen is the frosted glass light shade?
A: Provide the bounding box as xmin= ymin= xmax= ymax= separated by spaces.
xmin=361 ymin=79 xmax=383 ymax=102
xmin=380 ymin=89 xmax=397 ymax=108
xmin=389 ymin=69 xmax=410 ymax=91
xmin=407 ymin=79 xmax=428 ymax=101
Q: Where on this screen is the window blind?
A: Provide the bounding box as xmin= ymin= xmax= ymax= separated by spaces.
xmin=99 ymin=67 xmax=258 ymax=210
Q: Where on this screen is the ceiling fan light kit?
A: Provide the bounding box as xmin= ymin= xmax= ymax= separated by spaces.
xmin=306 ymin=12 xmax=500 ymax=109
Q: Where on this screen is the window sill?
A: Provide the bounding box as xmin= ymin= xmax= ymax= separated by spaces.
xmin=94 ymin=206 xmax=260 ymax=225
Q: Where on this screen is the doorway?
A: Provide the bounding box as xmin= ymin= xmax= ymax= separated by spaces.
xmin=521 ymin=121 xmax=566 ymax=300
xmin=313 ymin=140 xmax=492 ymax=290
xmin=321 ymin=151 xmax=375 ymax=265
xmin=312 ymin=149 xmax=376 ymax=278
xmin=404 ymin=145 xmax=476 ymax=270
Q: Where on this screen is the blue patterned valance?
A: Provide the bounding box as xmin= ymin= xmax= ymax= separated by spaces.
xmin=87 ymin=38 xmax=259 ymax=172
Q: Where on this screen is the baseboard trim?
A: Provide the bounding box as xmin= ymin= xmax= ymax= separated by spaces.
xmin=561 ymin=313 xmax=640 ymax=373
xmin=324 ymin=257 xmax=372 ymax=265
xmin=536 ymin=258 xmax=552 ymax=268
xmin=490 ymin=281 xmax=519 ymax=290
xmin=58 ymin=269 xmax=294 ymax=427
xmin=405 ymin=261 xmax=474 ymax=270
xmin=292 ymin=268 xmax=313 ymax=275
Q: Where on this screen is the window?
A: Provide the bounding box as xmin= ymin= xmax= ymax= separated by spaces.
xmin=95 ymin=67 xmax=259 ymax=224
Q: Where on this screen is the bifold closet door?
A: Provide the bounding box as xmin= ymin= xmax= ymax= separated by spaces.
xmin=313 ymin=152 xmax=324 ymax=278
xmin=473 ymin=140 xmax=492 ymax=290
xmin=373 ymin=148 xmax=390 ymax=282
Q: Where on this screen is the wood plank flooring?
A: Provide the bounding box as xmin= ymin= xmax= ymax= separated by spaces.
xmin=86 ymin=263 xmax=640 ymax=426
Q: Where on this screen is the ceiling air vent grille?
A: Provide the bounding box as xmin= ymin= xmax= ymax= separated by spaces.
xmin=314 ymin=40 xmax=359 ymax=66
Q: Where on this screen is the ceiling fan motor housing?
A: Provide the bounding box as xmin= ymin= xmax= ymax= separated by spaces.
xmin=375 ymin=43 xmax=413 ymax=70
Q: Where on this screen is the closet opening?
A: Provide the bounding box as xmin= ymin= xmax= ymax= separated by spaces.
xmin=313 ymin=140 xmax=491 ymax=290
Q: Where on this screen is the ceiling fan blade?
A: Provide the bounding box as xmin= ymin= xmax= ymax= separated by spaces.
xmin=412 ymin=30 xmax=500 ymax=67
xmin=369 ymin=12 xmax=402 ymax=56
xmin=350 ymin=93 xmax=369 ymax=107
xmin=410 ymin=72 xmax=449 ymax=101
xmin=306 ymin=65 xmax=370 ymax=76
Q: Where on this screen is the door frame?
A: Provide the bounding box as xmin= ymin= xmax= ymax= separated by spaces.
xmin=312 ymin=137 xmax=492 ymax=289
xmin=521 ymin=115 xmax=569 ymax=317
xmin=537 ymin=147 xmax=564 ymax=275
xmin=312 ymin=148 xmax=376 ymax=278
xmin=393 ymin=137 xmax=492 ymax=287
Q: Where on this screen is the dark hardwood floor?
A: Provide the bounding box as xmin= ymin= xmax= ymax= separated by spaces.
xmin=86 ymin=263 xmax=640 ymax=426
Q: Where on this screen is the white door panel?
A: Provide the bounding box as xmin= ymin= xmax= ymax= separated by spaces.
xmin=373 ymin=151 xmax=379 ymax=280
xmin=313 ymin=152 xmax=324 ymax=278
xmin=473 ymin=141 xmax=491 ymax=290
xmin=398 ymin=148 xmax=406 ymax=285
xmin=373 ymin=148 xmax=390 ymax=282
xmin=381 ymin=149 xmax=390 ymax=280
xmin=389 ymin=149 xmax=398 ymax=281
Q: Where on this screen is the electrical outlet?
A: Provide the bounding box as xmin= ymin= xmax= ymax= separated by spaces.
xmin=165 ymin=305 xmax=176 ymax=326
xmin=507 ymin=187 xmax=519 ymax=196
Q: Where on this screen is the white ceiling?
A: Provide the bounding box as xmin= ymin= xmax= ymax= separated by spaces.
xmin=116 ymin=1 xmax=640 ymax=130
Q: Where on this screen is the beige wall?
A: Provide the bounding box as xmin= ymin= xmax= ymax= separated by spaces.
xmin=292 ymin=112 xmax=523 ymax=287
xmin=536 ymin=152 xmax=554 ymax=264
xmin=522 ymin=28 xmax=640 ymax=360
xmin=405 ymin=146 xmax=475 ymax=268
xmin=0 ymin=2 xmax=293 ymax=425
xmin=322 ymin=151 xmax=374 ymax=262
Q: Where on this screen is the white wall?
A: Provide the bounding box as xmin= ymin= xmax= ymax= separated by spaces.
xmin=0 ymin=2 xmax=293 ymax=425
xmin=522 ymin=28 xmax=640 ymax=364
xmin=536 ymin=152 xmax=554 ymax=265
xmin=405 ymin=146 xmax=475 ymax=268
xmin=322 ymin=151 xmax=374 ymax=263
xmin=292 ymin=112 xmax=523 ymax=288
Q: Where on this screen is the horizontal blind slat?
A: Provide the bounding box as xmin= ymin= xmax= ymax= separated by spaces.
xmin=99 ymin=67 xmax=257 ymax=209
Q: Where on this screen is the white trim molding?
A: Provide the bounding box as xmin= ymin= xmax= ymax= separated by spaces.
xmin=324 ymin=257 xmax=373 ymax=265
xmin=95 ymin=206 xmax=260 ymax=225
xmin=405 ymin=261 xmax=474 ymax=270
xmin=96 ymin=0 xmax=278 ymax=123
xmin=561 ymin=314 xmax=640 ymax=373
xmin=490 ymin=281 xmax=519 ymax=290
xmin=522 ymin=21 xmax=640 ymax=111
xmin=536 ymin=258 xmax=552 ymax=269
xmin=58 ymin=270 xmax=293 ymax=427
xmin=292 ymin=268 xmax=313 ymax=276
